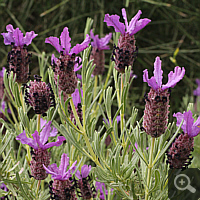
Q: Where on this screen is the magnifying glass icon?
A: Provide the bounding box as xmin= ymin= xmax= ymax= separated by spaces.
xmin=174 ymin=174 xmax=196 ymax=193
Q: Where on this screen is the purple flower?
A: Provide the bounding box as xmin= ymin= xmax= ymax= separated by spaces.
xmin=143 ymin=56 xmax=185 ymax=91
xmin=16 ymin=121 xmax=65 ymax=150
xmin=45 ymin=27 xmax=90 ymax=56
xmin=0 ymin=101 xmax=11 ymax=114
xmin=95 ymin=181 xmax=113 ymax=200
xmin=0 ymin=67 xmax=5 ymax=78
xmin=104 ymin=8 xmax=151 ymax=36
xmin=40 ymin=118 xmax=57 ymax=137
xmin=173 ymin=110 xmax=200 ymax=137
xmin=132 ymin=142 xmax=149 ymax=152
xmin=72 ymin=88 xmax=83 ymax=107
xmin=75 ymin=165 xmax=91 ymax=179
xmin=1 ymin=24 xmax=37 ymax=47
xmin=43 ymin=153 xmax=77 ymax=180
xmin=193 ymin=79 xmax=200 ymax=96
xmin=90 ymin=30 xmax=112 ymax=50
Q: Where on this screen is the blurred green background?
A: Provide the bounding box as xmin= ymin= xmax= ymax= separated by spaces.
xmin=0 ymin=0 xmax=200 ymax=119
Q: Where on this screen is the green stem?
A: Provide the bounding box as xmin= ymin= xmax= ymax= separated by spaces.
xmin=92 ymin=75 xmax=98 ymax=118
xmin=37 ymin=114 xmax=41 ymax=133
xmin=145 ymin=137 xmax=155 ymax=200
xmin=36 ymin=180 xmax=41 ymax=198
xmin=18 ymin=83 xmax=25 ymax=113
xmin=120 ymin=74 xmax=125 ymax=147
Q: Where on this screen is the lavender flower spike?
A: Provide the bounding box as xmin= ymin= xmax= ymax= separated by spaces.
xmin=166 ymin=111 xmax=200 ymax=169
xmin=43 ymin=153 xmax=77 ymax=200
xmin=46 ymin=27 xmax=90 ymax=94
xmin=75 ymin=165 xmax=97 ymax=199
xmin=1 ymin=24 xmax=37 ymax=83
xmin=90 ymin=30 xmax=112 ymax=75
xmin=143 ymin=57 xmax=185 ymax=138
xmin=104 ymin=8 xmax=151 ymax=73
xmin=16 ymin=121 xmax=65 ymax=180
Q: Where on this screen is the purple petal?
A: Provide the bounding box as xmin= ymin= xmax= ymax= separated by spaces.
xmin=69 ymin=160 xmax=77 ymax=174
xmin=104 ymin=14 xmax=125 ymax=35
xmin=74 ymin=56 xmax=82 ymax=72
xmin=183 ymin=111 xmax=194 ymax=136
xmin=193 ymin=79 xmax=200 ymax=96
xmin=50 ymin=126 xmax=58 ymax=137
xmin=122 ymin=8 xmax=129 ymax=30
xmin=13 ymin=28 xmax=23 ymax=47
xmin=173 ymin=112 xmax=185 ymax=130
xmin=90 ymin=29 xmax=98 ymax=48
xmin=0 ymin=67 xmax=6 ymax=77
xmin=81 ymin=165 xmax=91 ymax=178
xmin=58 ymin=153 xmax=69 ymax=177
xmin=32 ymin=130 xmax=44 ymax=149
xmin=45 ymin=36 xmax=61 ymax=53
xmin=127 ymin=10 xmax=142 ymax=35
xmin=1 ymin=32 xmax=15 ymax=45
xmin=98 ymin=33 xmax=112 ymax=50
xmin=1 ymin=101 xmax=6 ymax=112
xmin=75 ymin=169 xmax=81 ymax=179
xmin=143 ymin=69 xmax=159 ymax=90
xmin=162 ymin=66 xmax=185 ymax=90
xmin=23 ymin=31 xmax=37 ymax=46
xmin=130 ymin=18 xmax=151 ymax=35
xmin=60 ymin=27 xmax=71 ymax=55
xmin=51 ymin=54 xmax=58 ymax=66
xmin=72 ymin=88 xmax=82 ymax=107
xmin=116 ymin=115 xmax=121 ymax=124
xmin=40 ymin=118 xmax=46 ymax=129
xmin=43 ymin=136 xmax=66 ymax=150
xmin=40 ymin=121 xmax=52 ymax=145
xmin=43 ymin=163 xmax=59 ymax=176
xmin=6 ymin=24 xmax=15 ymax=32
xmin=70 ymin=34 xmax=90 ymax=55
xmin=16 ymin=130 xmax=38 ymax=150
xmin=153 ymin=57 xmax=163 ymax=88
xmin=77 ymin=74 xmax=82 ymax=81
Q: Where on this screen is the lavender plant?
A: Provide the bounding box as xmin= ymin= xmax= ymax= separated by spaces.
xmin=0 ymin=6 xmax=199 ymax=200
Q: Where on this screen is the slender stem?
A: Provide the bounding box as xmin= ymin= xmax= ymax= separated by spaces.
xmin=18 ymin=83 xmax=25 ymax=113
xmin=36 ymin=180 xmax=41 ymax=198
xmin=92 ymin=75 xmax=98 ymax=118
xmin=82 ymin=83 xmax=86 ymax=131
xmin=145 ymin=137 xmax=155 ymax=200
xmin=120 ymin=74 xmax=125 ymax=147
xmin=69 ymin=94 xmax=83 ymax=131
xmin=37 ymin=114 xmax=41 ymax=133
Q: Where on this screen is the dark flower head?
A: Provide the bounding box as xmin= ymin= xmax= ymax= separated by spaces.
xmin=104 ymin=9 xmax=150 ymax=73
xmin=89 ymin=30 xmax=112 ymax=75
xmin=142 ymin=57 xmax=185 ymax=138
xmin=46 ymin=27 xmax=90 ymax=94
xmin=104 ymin=8 xmax=151 ymax=36
xmin=1 ymin=24 xmax=37 ymax=83
xmin=166 ymin=111 xmax=200 ymax=169
xmin=24 ymin=75 xmax=55 ymax=114
xmin=75 ymin=165 xmax=97 ymax=199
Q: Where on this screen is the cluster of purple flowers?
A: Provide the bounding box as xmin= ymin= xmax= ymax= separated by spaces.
xmin=1 ymin=5 xmax=200 ymax=200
